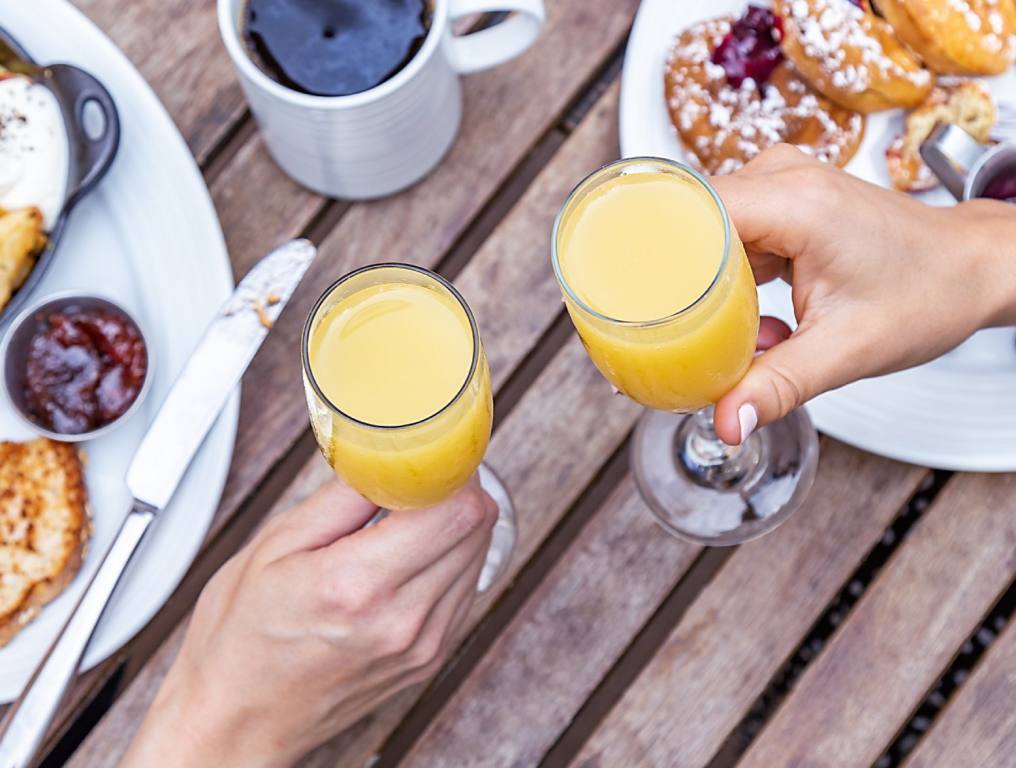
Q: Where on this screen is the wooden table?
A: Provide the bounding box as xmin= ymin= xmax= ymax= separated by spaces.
xmin=13 ymin=2 xmax=1016 ymax=766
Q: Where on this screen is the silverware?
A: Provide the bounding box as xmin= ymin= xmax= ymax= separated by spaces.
xmin=0 ymin=239 xmax=317 ymax=768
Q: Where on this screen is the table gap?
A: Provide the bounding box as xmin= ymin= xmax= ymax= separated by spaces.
xmin=875 ymin=576 xmax=1016 ymax=768
xmin=491 ymin=311 xmax=573 ymax=432
xmin=701 ymin=469 xmax=950 ymax=768
xmin=435 ymin=129 xmax=567 ymax=282
xmin=200 ymin=111 xmax=255 ymax=185
xmin=33 ymin=667 xmax=122 ymax=760
xmin=375 ymin=431 xmax=635 ymax=768
xmin=39 ymin=664 xmax=126 ymax=768
xmin=301 ymin=199 xmax=353 ymax=248
xmin=540 ymin=546 xmax=737 ymax=768
xmin=561 ymin=45 xmax=626 ymax=134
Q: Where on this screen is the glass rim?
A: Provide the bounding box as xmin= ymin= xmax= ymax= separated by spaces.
xmin=301 ymin=262 xmax=481 ymax=432
xmin=550 ymin=156 xmax=732 ymax=328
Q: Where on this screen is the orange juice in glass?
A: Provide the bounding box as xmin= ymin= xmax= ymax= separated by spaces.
xmin=553 ymin=158 xmax=817 ymax=545
xmin=303 ymin=264 xmax=514 ymax=587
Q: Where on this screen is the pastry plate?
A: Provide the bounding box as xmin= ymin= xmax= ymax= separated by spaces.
xmin=0 ymin=0 xmax=237 ymax=701
xmin=620 ymin=0 xmax=1016 ymax=471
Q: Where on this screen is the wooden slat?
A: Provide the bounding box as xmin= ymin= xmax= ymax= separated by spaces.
xmin=402 ymin=475 xmax=701 ymax=768
xmin=736 ymin=473 xmax=1016 ymax=768
xmin=571 ymin=447 xmax=927 ymax=768
xmin=73 ymin=0 xmax=246 ymax=162
xmin=69 ymin=331 xmax=640 ymax=766
xmin=209 ymin=134 xmax=323 ymax=281
xmin=903 ymin=610 xmax=1016 ymax=768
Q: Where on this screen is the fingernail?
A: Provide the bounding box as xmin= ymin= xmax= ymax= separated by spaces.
xmin=738 ymin=403 xmax=758 ymax=445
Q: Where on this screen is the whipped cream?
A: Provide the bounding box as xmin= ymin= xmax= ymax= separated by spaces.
xmin=0 ymin=74 xmax=68 ymax=229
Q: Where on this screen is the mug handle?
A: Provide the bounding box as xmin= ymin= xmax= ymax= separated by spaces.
xmin=446 ymin=0 xmax=545 ymax=75
xmin=919 ymin=122 xmax=987 ymax=201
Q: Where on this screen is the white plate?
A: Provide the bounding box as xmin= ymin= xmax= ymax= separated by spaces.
xmin=620 ymin=0 xmax=1016 ymax=471
xmin=0 ymin=0 xmax=237 ymax=701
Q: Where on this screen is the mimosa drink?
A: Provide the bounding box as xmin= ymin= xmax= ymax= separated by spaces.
xmin=555 ymin=169 xmax=758 ymax=412
xmin=552 ymin=158 xmax=817 ymax=546
xmin=303 ymin=265 xmax=492 ymax=511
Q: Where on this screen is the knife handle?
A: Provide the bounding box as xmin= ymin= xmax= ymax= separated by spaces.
xmin=0 ymin=503 xmax=156 ymax=768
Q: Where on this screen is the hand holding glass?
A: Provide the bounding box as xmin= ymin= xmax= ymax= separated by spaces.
xmin=552 ymin=158 xmax=817 ymax=544
xmin=303 ymin=264 xmax=515 ymax=587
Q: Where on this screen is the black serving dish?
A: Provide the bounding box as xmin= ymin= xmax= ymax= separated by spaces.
xmin=0 ymin=26 xmax=120 ymax=327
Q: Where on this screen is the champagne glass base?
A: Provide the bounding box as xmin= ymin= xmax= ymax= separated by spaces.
xmin=633 ymin=408 xmax=819 ymax=546
xmin=477 ymin=463 xmax=516 ymax=592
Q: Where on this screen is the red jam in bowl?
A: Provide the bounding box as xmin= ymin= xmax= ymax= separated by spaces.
xmin=981 ymin=171 xmax=1016 ymax=204
xmin=711 ymin=5 xmax=785 ymax=89
xmin=24 ymin=306 xmax=147 ymax=434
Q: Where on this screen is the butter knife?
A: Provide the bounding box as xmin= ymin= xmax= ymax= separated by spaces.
xmin=0 ymin=238 xmax=317 ymax=768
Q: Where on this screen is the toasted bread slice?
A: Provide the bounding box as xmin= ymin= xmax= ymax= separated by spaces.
xmin=886 ymin=79 xmax=997 ymax=192
xmin=0 ymin=206 xmax=47 ymax=315
xmin=0 ymin=438 xmax=89 ymax=647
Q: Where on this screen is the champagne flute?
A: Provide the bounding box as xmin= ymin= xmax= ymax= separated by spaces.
xmin=552 ymin=158 xmax=818 ymax=544
xmin=303 ymin=263 xmax=515 ymax=588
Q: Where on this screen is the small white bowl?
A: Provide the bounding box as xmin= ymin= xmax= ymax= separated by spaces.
xmin=1 ymin=291 xmax=153 ymax=442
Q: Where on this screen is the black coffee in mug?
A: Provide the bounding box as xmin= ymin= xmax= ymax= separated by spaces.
xmin=243 ymin=0 xmax=430 ymax=97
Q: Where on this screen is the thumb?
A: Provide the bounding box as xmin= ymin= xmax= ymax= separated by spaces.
xmin=714 ymin=321 xmax=844 ymax=445
xmin=257 ymin=477 xmax=379 ymax=557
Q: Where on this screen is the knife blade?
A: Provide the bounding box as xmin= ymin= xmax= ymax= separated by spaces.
xmin=0 ymin=239 xmax=317 ymax=768
xmin=128 ymin=237 xmax=316 ymax=511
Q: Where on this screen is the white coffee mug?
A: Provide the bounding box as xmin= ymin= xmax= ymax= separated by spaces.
xmin=218 ymin=0 xmax=544 ymax=199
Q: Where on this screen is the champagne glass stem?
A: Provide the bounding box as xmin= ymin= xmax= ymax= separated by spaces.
xmin=677 ymin=407 xmax=763 ymax=490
